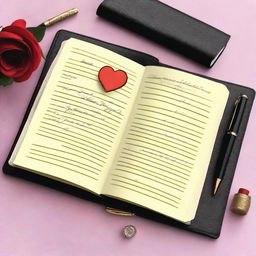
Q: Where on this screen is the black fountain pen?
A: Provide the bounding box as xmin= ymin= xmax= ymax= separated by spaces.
xmin=213 ymin=95 xmax=248 ymax=195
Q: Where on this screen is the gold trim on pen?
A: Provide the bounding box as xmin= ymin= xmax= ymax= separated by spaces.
xmin=213 ymin=178 xmax=222 ymax=195
xmin=227 ymin=131 xmax=237 ymax=136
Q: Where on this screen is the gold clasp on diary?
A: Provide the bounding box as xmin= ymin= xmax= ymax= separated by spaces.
xmin=105 ymin=207 xmax=135 ymax=216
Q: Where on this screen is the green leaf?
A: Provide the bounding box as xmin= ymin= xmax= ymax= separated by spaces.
xmin=27 ymin=25 xmax=46 ymax=42
xmin=0 ymin=74 xmax=14 ymax=86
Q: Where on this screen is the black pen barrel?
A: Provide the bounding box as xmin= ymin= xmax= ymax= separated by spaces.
xmin=216 ymin=134 xmax=236 ymax=178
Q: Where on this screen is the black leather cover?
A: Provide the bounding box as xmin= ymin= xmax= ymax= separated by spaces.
xmin=96 ymin=0 xmax=231 ymax=67
xmin=3 ymin=30 xmax=254 ymax=239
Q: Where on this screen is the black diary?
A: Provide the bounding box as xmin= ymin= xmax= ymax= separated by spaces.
xmin=3 ymin=30 xmax=254 ymax=239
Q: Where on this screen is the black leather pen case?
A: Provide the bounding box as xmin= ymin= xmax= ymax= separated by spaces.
xmin=97 ymin=0 xmax=231 ymax=67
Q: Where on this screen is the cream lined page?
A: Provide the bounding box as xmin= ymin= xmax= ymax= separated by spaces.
xmin=102 ymin=66 xmax=229 ymax=222
xmin=11 ymin=38 xmax=145 ymax=194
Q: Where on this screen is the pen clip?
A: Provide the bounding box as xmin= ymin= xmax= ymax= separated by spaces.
xmin=228 ymin=96 xmax=241 ymax=131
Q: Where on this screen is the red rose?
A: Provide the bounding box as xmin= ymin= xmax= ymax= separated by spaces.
xmin=0 ymin=19 xmax=41 ymax=82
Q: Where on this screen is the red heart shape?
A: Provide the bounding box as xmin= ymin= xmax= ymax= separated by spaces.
xmin=98 ymin=66 xmax=128 ymax=92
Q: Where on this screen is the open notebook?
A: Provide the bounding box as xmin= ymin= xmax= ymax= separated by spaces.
xmin=4 ymin=30 xmax=255 ymax=238
xmin=9 ymin=38 xmax=228 ymax=224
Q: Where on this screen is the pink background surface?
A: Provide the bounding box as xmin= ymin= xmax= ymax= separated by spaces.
xmin=0 ymin=0 xmax=255 ymax=255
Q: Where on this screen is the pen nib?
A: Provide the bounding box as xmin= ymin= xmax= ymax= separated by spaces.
xmin=214 ymin=178 xmax=222 ymax=195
